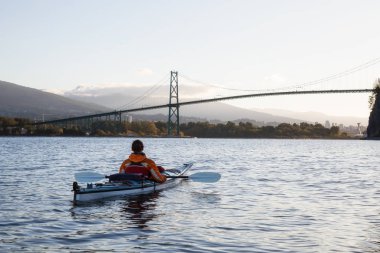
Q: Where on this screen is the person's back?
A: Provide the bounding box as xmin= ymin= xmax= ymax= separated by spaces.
xmin=119 ymin=140 xmax=167 ymax=183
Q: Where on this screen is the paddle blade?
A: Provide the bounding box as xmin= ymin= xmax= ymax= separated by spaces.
xmin=189 ymin=172 xmax=221 ymax=183
xmin=74 ymin=172 xmax=105 ymax=182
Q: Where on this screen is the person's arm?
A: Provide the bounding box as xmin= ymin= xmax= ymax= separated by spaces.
xmin=119 ymin=159 xmax=129 ymax=173
xmin=146 ymin=158 xmax=167 ymax=183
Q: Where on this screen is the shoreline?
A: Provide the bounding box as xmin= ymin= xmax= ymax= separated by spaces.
xmin=0 ymin=135 xmax=371 ymax=140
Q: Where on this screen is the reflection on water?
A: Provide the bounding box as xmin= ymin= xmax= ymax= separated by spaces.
xmin=190 ymin=191 xmax=221 ymax=205
xmin=364 ymin=211 xmax=380 ymax=253
xmin=120 ymin=192 xmax=161 ymax=229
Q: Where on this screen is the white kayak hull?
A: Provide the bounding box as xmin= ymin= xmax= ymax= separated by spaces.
xmin=73 ymin=163 xmax=192 ymax=203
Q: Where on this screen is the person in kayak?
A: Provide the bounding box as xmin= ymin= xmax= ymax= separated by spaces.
xmin=119 ymin=139 xmax=167 ymax=183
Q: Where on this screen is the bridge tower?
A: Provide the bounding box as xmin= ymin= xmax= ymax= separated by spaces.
xmin=168 ymin=71 xmax=179 ymax=136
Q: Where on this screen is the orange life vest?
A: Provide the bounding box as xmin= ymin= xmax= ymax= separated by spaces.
xmin=119 ymin=153 xmax=167 ymax=183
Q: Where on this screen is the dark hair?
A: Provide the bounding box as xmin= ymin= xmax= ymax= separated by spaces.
xmin=131 ymin=139 xmax=144 ymax=153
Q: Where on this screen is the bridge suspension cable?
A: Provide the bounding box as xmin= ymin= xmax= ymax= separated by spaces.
xmin=114 ymin=73 xmax=170 ymax=110
xmin=180 ymin=56 xmax=380 ymax=93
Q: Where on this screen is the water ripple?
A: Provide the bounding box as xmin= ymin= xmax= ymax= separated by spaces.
xmin=1 ymin=137 xmax=380 ymax=252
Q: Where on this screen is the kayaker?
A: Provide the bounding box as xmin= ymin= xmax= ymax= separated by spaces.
xmin=119 ymin=139 xmax=167 ymax=183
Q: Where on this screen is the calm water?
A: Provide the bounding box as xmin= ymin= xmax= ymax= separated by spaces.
xmin=0 ymin=137 xmax=379 ymax=252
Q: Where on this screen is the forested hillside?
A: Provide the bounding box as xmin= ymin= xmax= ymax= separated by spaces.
xmin=0 ymin=81 xmax=109 ymax=120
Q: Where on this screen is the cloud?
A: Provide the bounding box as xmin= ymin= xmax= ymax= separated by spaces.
xmin=59 ymin=83 xmax=213 ymax=99
xmin=43 ymin=88 xmax=66 ymax=95
xmin=62 ymin=83 xmax=141 ymax=97
xmin=137 ymin=68 xmax=153 ymax=76
xmin=264 ymin=74 xmax=287 ymax=83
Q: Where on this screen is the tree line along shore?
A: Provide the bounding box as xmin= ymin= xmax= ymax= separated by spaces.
xmin=0 ymin=116 xmax=361 ymax=139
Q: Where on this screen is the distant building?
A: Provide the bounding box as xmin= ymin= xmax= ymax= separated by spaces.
xmin=325 ymin=120 xmax=331 ymax=128
xmin=21 ymin=128 xmax=28 ymax=135
xmin=123 ymin=115 xmax=133 ymax=123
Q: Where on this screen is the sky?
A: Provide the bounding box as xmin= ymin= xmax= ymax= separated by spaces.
xmin=1 ymin=0 xmax=379 ymax=118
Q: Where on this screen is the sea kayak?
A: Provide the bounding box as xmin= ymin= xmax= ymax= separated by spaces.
xmin=72 ymin=163 xmax=193 ymax=203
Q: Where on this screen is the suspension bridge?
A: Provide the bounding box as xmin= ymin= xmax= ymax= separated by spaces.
xmin=34 ymin=57 xmax=380 ymax=135
xmin=33 ymin=69 xmax=375 ymax=136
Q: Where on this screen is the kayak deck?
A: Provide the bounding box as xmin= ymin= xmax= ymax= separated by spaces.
xmin=73 ymin=163 xmax=193 ymax=203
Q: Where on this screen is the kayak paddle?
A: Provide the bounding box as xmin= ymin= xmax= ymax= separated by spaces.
xmin=167 ymin=172 xmax=221 ymax=183
xmin=75 ymin=171 xmax=105 ymax=182
xmin=75 ymin=171 xmax=221 ymax=183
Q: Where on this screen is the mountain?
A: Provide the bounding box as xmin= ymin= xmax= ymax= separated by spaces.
xmin=180 ymin=103 xmax=304 ymax=124
xmin=0 ymin=81 xmax=110 ymax=120
xmin=252 ymin=108 xmax=368 ymax=126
